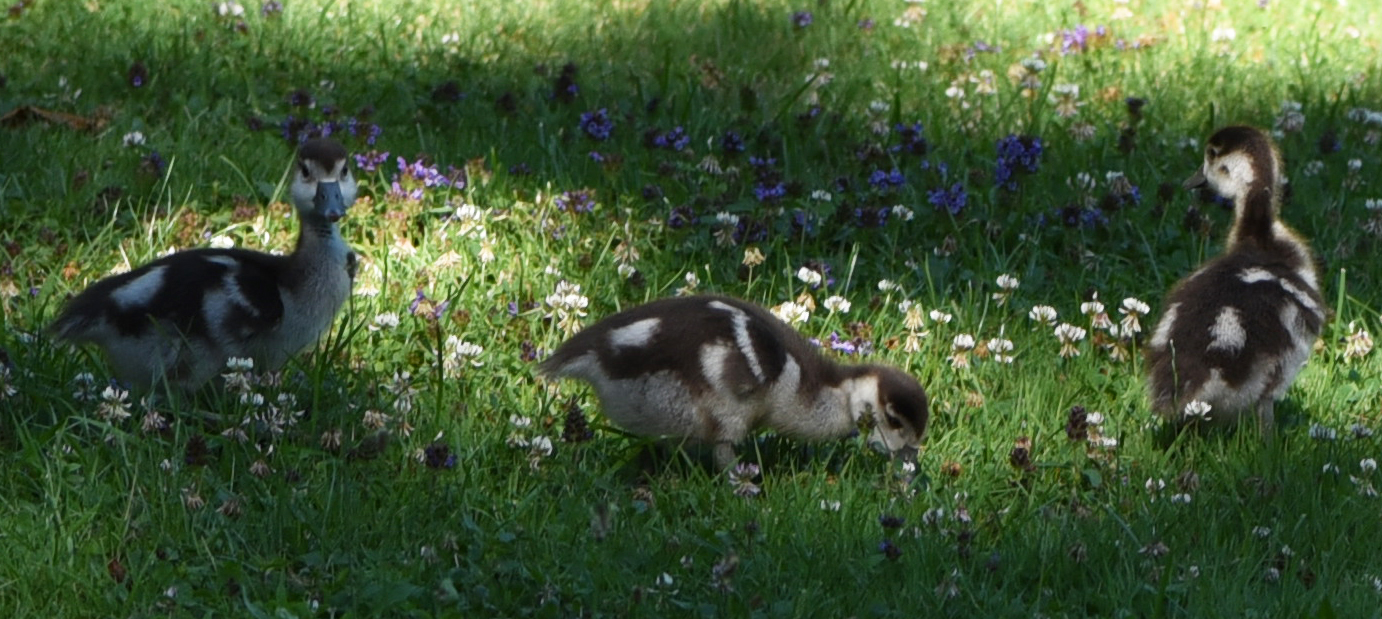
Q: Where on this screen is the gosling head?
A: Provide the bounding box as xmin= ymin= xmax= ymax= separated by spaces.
xmin=858 ymin=366 xmax=930 ymax=461
xmin=290 ymin=138 xmax=356 ymax=223
xmin=1183 ymin=126 xmax=1282 ymax=203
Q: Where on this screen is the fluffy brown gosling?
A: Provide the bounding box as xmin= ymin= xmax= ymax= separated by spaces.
xmin=1146 ymin=125 xmax=1325 ymax=438
xmin=539 ymin=295 xmax=930 ymax=469
xmin=49 ymin=138 xmax=357 ymax=391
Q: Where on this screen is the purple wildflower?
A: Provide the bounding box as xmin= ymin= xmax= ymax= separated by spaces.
xmin=858 ymin=18 xmax=876 ymax=31
xmin=892 ymin=122 xmax=928 ymax=156
xmin=552 ymin=62 xmax=579 ymax=103
xmin=667 ymin=205 xmax=697 ymax=228
xmin=649 ymin=126 xmax=690 ymax=151
xmin=140 ymin=150 xmax=167 ymax=177
xmin=260 ymin=1 xmax=282 ymax=17
xmin=353 ymin=150 xmax=390 ymax=173
xmin=754 ymin=182 xmax=787 ymax=203
xmin=423 ymin=442 xmax=456 ymax=469
xmin=579 ymin=108 xmax=614 ymax=141
xmin=287 ymin=89 xmax=313 ymax=109
xmin=128 ymin=61 xmax=148 ymax=88
xmin=879 ymin=539 xmax=902 ymax=561
xmin=868 ymin=168 xmax=906 ymax=190
xmin=927 ymin=183 xmax=968 ymax=215
xmin=853 ymin=206 xmax=891 ymax=228
xmin=555 ymin=189 xmax=596 ymax=213
xmin=791 ymin=10 xmax=813 ymax=28
xmin=721 ymin=130 xmax=745 ymax=154
xmin=1061 ymin=25 xmax=1091 ymax=54
xmin=995 ymin=134 xmax=1044 ymax=191
xmin=508 ymin=162 xmax=532 ymax=176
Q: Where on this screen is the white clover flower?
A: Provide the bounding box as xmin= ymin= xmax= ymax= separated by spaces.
xmin=1182 ymin=400 xmax=1212 ymax=422
xmin=1323 ymin=463 xmax=1341 ymax=475
xmin=369 ymin=312 xmax=400 ymax=331
xmin=1020 ymin=57 xmax=1047 ymax=72
xmin=995 ymin=274 xmax=1020 ymax=291
xmin=676 ymin=271 xmax=700 ymax=296
xmin=986 ymin=338 xmax=1015 ymax=364
xmin=1344 ymin=322 xmax=1373 ymax=360
xmin=122 ymin=131 xmax=146 ymax=147
xmin=772 ymin=301 xmax=810 ymax=325
xmin=1303 ymin=160 xmax=1325 ymax=176
xmin=1170 ymin=493 xmax=1192 ymax=505
xmin=1251 ymin=526 xmax=1272 ymax=538
xmin=810 ymin=190 xmax=833 ymax=202
xmin=1367 ymin=198 xmax=1382 ymax=211
xmin=1309 ymin=423 xmax=1338 ymax=441
xmin=617 ymin=263 xmax=638 ymax=279
xmin=820 ymin=500 xmax=841 ymax=512
xmin=822 ymin=295 xmax=851 ymax=314
xmin=903 ymin=304 xmax=925 ymax=331
xmin=1049 ymin=83 xmax=1083 ymax=118
xmin=715 ymin=212 xmax=739 ymax=226
xmin=1361 ymin=458 xmax=1377 ymax=474
xmin=213 ymin=1 xmax=244 ymax=17
xmin=1349 ymin=159 xmax=1363 ymax=173
xmin=952 ymin=334 xmax=975 ymax=351
xmin=546 ymin=280 xmax=590 ymax=333
xmin=796 ymin=266 xmax=823 ymax=287
xmin=929 ymin=309 xmax=953 ymax=324
xmin=1080 ymin=299 xmax=1105 ymax=316
xmin=530 ymin=435 xmax=554 ymax=457
xmin=1086 ymin=412 xmax=1105 ymax=425
xmin=1119 ymin=297 xmax=1150 ymax=333
xmin=878 ymin=279 xmax=901 ymax=292
xmin=1028 ymin=305 xmax=1058 ymax=326
xmin=225 ymin=357 xmax=255 ymax=372
xmin=1210 ymin=26 xmax=1236 ymax=42
xmin=1053 ymin=323 xmax=1087 ymax=357
xmin=1145 ymin=478 xmax=1166 ymax=494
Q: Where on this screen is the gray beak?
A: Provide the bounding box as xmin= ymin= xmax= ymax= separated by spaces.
xmin=896 ymin=446 xmax=919 ymax=465
xmin=1183 ymin=169 xmax=1207 ymax=190
xmin=315 ymin=181 xmax=346 ymax=222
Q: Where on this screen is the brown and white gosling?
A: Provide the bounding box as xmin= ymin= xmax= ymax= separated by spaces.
xmin=1146 ymin=126 xmax=1325 ymax=437
xmin=538 ymin=294 xmax=930 ymax=469
xmin=49 ymin=138 xmax=358 ymax=391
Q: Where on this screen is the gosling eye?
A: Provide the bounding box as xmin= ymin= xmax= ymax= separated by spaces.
xmin=298 ymin=162 xmax=311 ymax=179
xmin=885 ymin=415 xmax=904 ymax=430
xmin=1218 ymin=164 xmax=1229 ymax=174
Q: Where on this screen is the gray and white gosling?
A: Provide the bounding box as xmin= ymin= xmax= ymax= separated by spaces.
xmin=49 ymin=137 xmax=357 ymax=391
xmin=538 ymin=294 xmax=930 ymax=469
xmin=1147 ymin=125 xmax=1325 ymax=438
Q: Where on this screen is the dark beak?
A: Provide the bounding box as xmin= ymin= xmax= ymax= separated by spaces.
xmin=1183 ymin=169 xmax=1207 ymax=190
xmin=315 ymin=181 xmax=346 ymax=222
xmin=896 ymin=445 xmax=919 ymax=465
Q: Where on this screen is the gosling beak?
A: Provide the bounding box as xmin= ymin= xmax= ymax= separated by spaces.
xmin=896 ymin=445 xmax=919 ymax=465
xmin=1183 ymin=169 xmax=1208 ymax=190
xmin=315 ymin=181 xmax=347 ymax=222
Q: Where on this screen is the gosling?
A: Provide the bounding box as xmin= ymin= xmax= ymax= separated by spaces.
xmin=49 ymin=138 xmax=357 ymax=391
xmin=1146 ymin=125 xmax=1325 ymax=437
xmin=539 ymin=294 xmax=929 ymax=469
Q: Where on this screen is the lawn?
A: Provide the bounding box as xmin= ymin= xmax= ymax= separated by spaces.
xmin=2 ymin=0 xmax=1381 ymax=616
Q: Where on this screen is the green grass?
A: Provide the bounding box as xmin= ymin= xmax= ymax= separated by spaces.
xmin=3 ymin=0 xmax=1382 ymax=616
